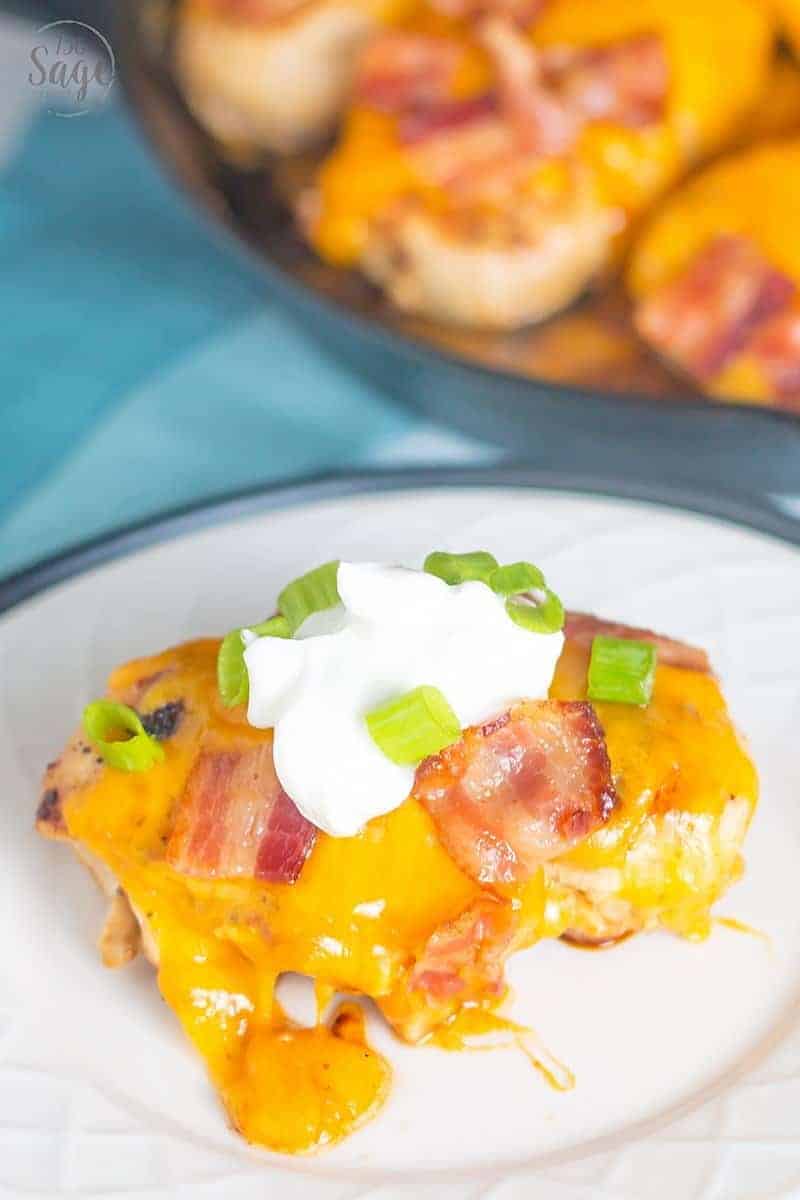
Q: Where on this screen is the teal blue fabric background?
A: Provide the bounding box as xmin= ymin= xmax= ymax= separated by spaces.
xmin=0 ymin=102 xmax=488 ymax=579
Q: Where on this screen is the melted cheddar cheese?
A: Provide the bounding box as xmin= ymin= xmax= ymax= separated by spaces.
xmin=58 ymin=635 xmax=756 ymax=1153
xmin=548 ymin=641 xmax=757 ymax=940
xmin=628 ymin=142 xmax=800 ymax=299
xmin=731 ymin=55 xmax=800 ymax=152
xmin=534 ymin=0 xmax=772 ymax=166
xmin=770 ymin=0 xmax=800 ymax=57
xmin=312 ymin=6 xmax=490 ymax=264
xmin=186 ymin=0 xmax=416 ymax=26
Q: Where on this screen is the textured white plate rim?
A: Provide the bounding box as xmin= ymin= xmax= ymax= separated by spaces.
xmin=3 ymin=465 xmax=800 ymax=615
xmin=8 ymin=997 xmax=800 ymax=1191
xmin=4 ymin=466 xmax=800 ymax=1199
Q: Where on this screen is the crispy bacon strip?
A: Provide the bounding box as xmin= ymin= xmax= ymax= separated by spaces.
xmin=397 ymin=30 xmax=553 ymax=198
xmin=399 ymin=94 xmax=499 ymax=144
xmin=356 ymin=34 xmax=462 ymax=114
xmin=479 ymin=18 xmax=580 ymax=154
xmin=415 ymin=701 xmax=616 ymax=886
xmin=408 ymin=117 xmax=526 ymax=199
xmin=634 ymin=235 xmax=796 ymax=382
xmin=378 ymin=897 xmax=520 ymax=1042
xmin=400 ymin=21 xmax=668 ymax=197
xmin=361 ymin=23 xmax=667 ymax=140
xmin=541 ymin=35 xmax=668 ymax=130
xmin=359 ymin=20 xmax=667 ymax=206
xmin=748 ymin=309 xmax=800 ymax=403
xmin=167 ymin=737 xmax=316 ymax=883
xmin=410 ymin=897 xmax=516 ymax=999
xmin=431 ymin=0 xmax=547 ymax=25
xmin=564 ymin=611 xmax=710 ymax=673
xmin=480 ymin=21 xmax=667 ymax=154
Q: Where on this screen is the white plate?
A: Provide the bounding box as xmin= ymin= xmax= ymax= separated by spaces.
xmin=4 ymin=477 xmax=800 ymax=1200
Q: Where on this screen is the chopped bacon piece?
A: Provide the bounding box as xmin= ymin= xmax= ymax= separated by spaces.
xmin=748 ymin=308 xmax=800 ymax=403
xmin=431 ymin=0 xmax=547 ymax=25
xmin=410 ymin=898 xmax=515 ymax=999
xmin=208 ymin=0 xmax=304 ymax=21
xmin=360 ymin=20 xmax=668 ymax=203
xmin=634 ymin=235 xmax=796 ymax=382
xmin=356 ymin=34 xmax=461 ymax=114
xmin=564 ymin=611 xmax=711 ymax=674
xmin=414 ymin=701 xmax=616 ymax=885
xmin=407 ymin=117 xmax=521 ymax=196
xmin=254 ymin=787 xmax=316 ymax=881
xmin=479 ymin=21 xmax=667 ymax=156
xmin=167 ymin=737 xmax=316 ymax=883
xmin=379 ymin=897 xmax=521 ymax=1041
xmin=479 ymin=18 xmax=580 ymax=154
xmin=541 ymin=34 xmax=668 ymax=130
xmin=399 ymin=94 xmax=499 ymax=144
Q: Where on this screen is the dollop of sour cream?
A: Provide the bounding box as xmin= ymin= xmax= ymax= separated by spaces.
xmin=244 ymin=562 xmax=564 ymax=838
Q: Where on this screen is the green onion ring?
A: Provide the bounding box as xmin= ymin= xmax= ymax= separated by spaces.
xmin=83 ymin=700 xmax=165 ymax=772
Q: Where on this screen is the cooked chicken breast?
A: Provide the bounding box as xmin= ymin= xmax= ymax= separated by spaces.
xmin=303 ymin=0 xmax=772 ymax=327
xmin=359 ymin=184 xmax=621 ymax=329
xmin=175 ymin=0 xmax=409 ymax=156
xmin=628 ymin=141 xmax=800 ymax=409
xmin=36 ymin=613 xmax=756 ymax=1150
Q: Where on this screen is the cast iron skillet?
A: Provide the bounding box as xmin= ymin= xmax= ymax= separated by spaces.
xmin=116 ymin=0 xmax=800 ymax=492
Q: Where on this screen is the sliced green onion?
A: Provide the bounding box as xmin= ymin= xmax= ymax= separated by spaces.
xmin=251 ymin=615 xmax=292 ymax=641
xmin=217 ymin=630 xmax=248 ymax=708
xmin=278 ymin=560 xmax=340 ymax=633
xmin=83 ymin=700 xmax=165 ymax=772
xmin=587 ymin=635 xmax=657 ymax=706
xmin=366 ymin=685 xmax=461 ymax=766
xmin=217 ymin=616 xmax=291 ymax=708
xmin=423 ymin=550 xmax=498 ymax=586
xmin=506 ymin=588 xmax=565 ymax=634
xmin=489 ymin=561 xmax=546 ymax=596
